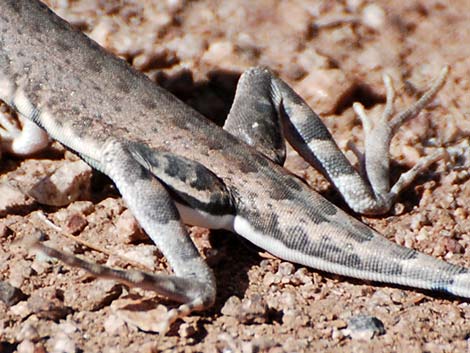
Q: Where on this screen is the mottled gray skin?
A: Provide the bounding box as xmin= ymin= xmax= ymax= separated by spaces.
xmin=1 ymin=0 xmax=470 ymax=331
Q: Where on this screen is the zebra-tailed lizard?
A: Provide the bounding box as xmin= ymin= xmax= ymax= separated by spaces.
xmin=1 ymin=0 xmax=468 ymax=333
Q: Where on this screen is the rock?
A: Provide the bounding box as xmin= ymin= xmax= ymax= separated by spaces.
xmin=0 ymin=280 xmax=27 ymax=306
xmin=295 ymin=68 xmax=354 ymax=115
xmin=239 ymin=294 xmax=268 ymax=324
xmin=64 ymin=213 xmax=88 ymax=234
xmin=0 ymin=222 xmax=12 ymax=239
xmin=201 ymin=41 xmax=246 ymax=71
xmin=221 ymin=294 xmax=268 ymax=324
xmin=10 ymin=301 xmax=31 ymax=319
xmin=278 ymin=262 xmax=295 ymax=277
xmin=16 ymin=340 xmax=35 ymax=353
xmin=111 ymin=297 xmax=172 ymax=334
xmin=282 ymin=309 xmax=308 ymax=328
xmin=64 ymin=281 xmax=122 ymax=311
xmin=342 ymin=315 xmax=385 ymax=340
xmin=178 ymin=322 xmax=197 ymax=338
xmin=220 ymin=296 xmax=242 ymax=318
xmin=361 ymin=3 xmax=386 ymax=30
xmin=115 ymin=245 xmax=158 ymax=271
xmin=104 ymin=314 xmax=127 ymax=336
xmin=263 ymin=262 xmax=304 ymax=288
xmin=50 ymin=332 xmax=78 ymax=353
xmin=16 ymin=319 xmax=41 ymax=341
xmin=8 ymin=259 xmax=34 ymax=288
xmin=115 ymin=209 xmax=147 ymax=243
xmin=29 ymin=160 xmax=92 ymax=207
xmin=98 ymin=198 xmax=126 ymax=218
xmin=51 ymin=200 xmax=94 ymax=235
xmin=30 ymin=255 xmax=53 ymax=275
xmin=27 ymin=289 xmax=72 ymax=321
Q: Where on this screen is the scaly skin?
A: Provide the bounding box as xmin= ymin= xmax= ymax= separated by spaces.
xmin=1 ymin=0 xmax=469 ymax=332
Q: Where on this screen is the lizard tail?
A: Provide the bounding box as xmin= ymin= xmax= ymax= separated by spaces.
xmin=311 ymin=234 xmax=470 ymax=298
xmin=232 ymin=188 xmax=470 ymax=299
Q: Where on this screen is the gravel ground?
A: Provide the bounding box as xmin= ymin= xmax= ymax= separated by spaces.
xmin=1 ymin=0 xmax=470 ymax=352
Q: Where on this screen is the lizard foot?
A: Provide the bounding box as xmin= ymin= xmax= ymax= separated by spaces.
xmin=31 ymin=240 xmax=214 ymax=335
xmin=0 ymin=110 xmax=49 ymax=156
xmin=348 ymin=66 xmax=450 ymax=213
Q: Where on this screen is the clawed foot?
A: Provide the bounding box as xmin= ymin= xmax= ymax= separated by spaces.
xmin=31 ymin=240 xmax=211 ymax=335
xmin=347 ymin=66 xmax=450 ymax=214
xmin=0 ymin=110 xmax=49 ymax=157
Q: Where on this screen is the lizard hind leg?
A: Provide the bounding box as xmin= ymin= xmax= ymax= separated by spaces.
xmin=127 ymin=142 xmax=236 ymax=229
xmin=266 ymin=66 xmax=450 ymax=215
xmin=226 ymin=67 xmax=383 ymax=214
xmin=224 ymin=67 xmax=286 ymax=165
xmin=69 ymin=139 xmax=219 ymax=332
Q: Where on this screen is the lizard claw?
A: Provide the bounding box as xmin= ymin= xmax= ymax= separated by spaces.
xmin=0 ymin=110 xmax=49 ymax=156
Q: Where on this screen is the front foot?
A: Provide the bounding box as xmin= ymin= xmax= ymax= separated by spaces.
xmin=0 ymin=110 xmax=49 ymax=157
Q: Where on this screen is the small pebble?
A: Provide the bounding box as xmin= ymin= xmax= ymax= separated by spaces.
xmin=28 ymin=160 xmax=92 ymax=207
xmin=65 ymin=213 xmax=88 ymax=234
xmin=8 ymin=259 xmax=34 ymax=288
xmin=115 ymin=209 xmax=147 ymax=243
xmin=10 ymin=301 xmax=32 ymax=319
xmin=103 ymin=314 xmax=127 ymax=336
xmin=0 ymin=222 xmax=12 ymax=238
xmin=278 ymin=262 xmax=295 ymax=276
xmin=221 ymin=296 xmax=242 ymax=318
xmin=295 ymin=68 xmax=353 ymax=115
xmin=178 ymin=322 xmax=197 ymax=338
xmin=0 ymin=280 xmax=27 ymax=306
xmin=27 ymin=289 xmax=72 ymax=321
xmin=50 ymin=332 xmax=78 ymax=353
xmin=116 ymin=245 xmax=158 ymax=271
xmin=16 ymin=319 xmax=40 ymax=341
xmin=282 ymin=309 xmax=308 ymax=328
xmin=361 ymin=3 xmax=386 ymax=30
xmin=16 ymin=340 xmax=35 ymax=353
xmin=64 ymin=281 xmax=122 ymax=311
xmin=221 ymin=294 xmax=268 ymax=324
xmin=343 ymin=315 xmax=385 ymax=340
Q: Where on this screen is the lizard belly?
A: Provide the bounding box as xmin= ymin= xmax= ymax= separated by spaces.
xmin=175 ymin=202 xmax=235 ymax=230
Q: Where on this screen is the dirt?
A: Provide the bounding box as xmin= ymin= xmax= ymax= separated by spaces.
xmin=1 ymin=0 xmax=470 ymax=352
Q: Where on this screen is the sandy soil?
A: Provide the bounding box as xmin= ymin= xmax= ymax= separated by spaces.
xmin=1 ymin=0 xmax=470 ymax=352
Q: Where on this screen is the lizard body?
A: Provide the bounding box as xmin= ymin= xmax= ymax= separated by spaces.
xmin=1 ymin=0 xmax=469 ymax=331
